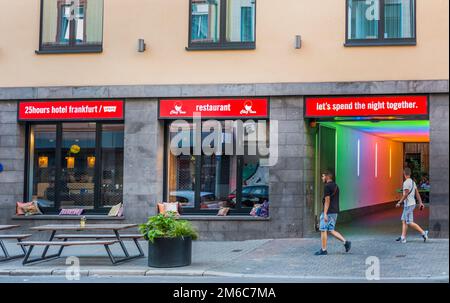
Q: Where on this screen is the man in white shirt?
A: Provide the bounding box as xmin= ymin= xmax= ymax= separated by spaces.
xmin=395 ymin=167 xmax=429 ymax=243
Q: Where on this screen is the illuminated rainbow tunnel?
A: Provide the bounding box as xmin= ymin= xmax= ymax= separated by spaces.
xmin=318 ymin=120 xmax=430 ymax=212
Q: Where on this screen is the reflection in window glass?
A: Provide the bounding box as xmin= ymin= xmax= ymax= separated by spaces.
xmin=348 ymin=0 xmax=379 ymax=40
xmin=191 ymin=0 xmax=220 ymax=43
xmin=60 ymin=123 xmax=96 ymax=210
xmin=166 ymin=120 xmax=269 ymax=213
xmin=29 ymin=125 xmax=57 ymax=209
xmin=200 ymin=154 xmax=237 ymax=210
xmin=168 ymin=122 xmax=196 ymax=208
xmin=101 ymin=124 xmax=124 ymax=207
xmin=384 ymin=0 xmax=414 ymax=39
xmin=241 ymin=121 xmax=269 ymax=208
xmin=226 ymin=0 xmax=255 ymax=42
xmin=41 ymin=0 xmax=103 ymax=48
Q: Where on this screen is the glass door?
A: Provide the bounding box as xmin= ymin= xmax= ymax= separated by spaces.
xmin=59 ymin=123 xmax=96 ymax=210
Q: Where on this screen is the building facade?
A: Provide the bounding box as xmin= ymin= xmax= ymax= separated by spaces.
xmin=0 ymin=0 xmax=448 ymax=239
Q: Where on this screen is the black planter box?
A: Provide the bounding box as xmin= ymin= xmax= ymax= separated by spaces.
xmin=147 ymin=236 xmax=192 ymax=268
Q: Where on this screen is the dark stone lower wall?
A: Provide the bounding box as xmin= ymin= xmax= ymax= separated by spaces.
xmin=0 ymin=101 xmax=25 ymax=228
xmin=0 ymin=92 xmax=448 ymax=239
xmin=429 ymin=94 xmax=449 ymax=238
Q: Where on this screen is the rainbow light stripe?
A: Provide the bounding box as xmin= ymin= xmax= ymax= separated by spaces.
xmin=333 ymin=120 xmax=430 ymax=142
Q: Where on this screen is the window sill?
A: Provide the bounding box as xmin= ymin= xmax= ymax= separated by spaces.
xmin=180 ymin=215 xmax=270 ymax=221
xmin=344 ymin=41 xmax=416 ymax=47
xmin=35 ymin=48 xmax=103 ymax=54
xmin=185 ymin=44 xmax=256 ymax=51
xmin=12 ymin=215 xmax=125 ymax=221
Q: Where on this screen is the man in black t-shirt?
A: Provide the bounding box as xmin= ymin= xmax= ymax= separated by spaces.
xmin=315 ymin=170 xmax=351 ymax=255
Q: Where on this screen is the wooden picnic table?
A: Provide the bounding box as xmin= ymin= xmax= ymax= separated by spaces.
xmin=21 ymin=223 xmax=144 ymax=265
xmin=0 ymin=225 xmax=31 ymax=262
xmin=0 ymin=225 xmax=20 ymax=231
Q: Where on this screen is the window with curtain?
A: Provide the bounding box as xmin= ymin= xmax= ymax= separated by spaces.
xmin=40 ymin=0 xmax=103 ymax=52
xmin=191 ymin=0 xmax=220 ymax=42
xmin=348 ymin=0 xmax=379 ymax=39
xmin=189 ymin=0 xmax=256 ymax=49
xmin=27 ymin=122 xmax=124 ymax=214
xmin=347 ymin=0 xmax=415 ymax=44
xmin=384 ymin=0 xmax=414 ymax=39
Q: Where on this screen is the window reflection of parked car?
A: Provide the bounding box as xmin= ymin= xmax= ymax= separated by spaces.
xmin=227 ymin=185 xmax=269 ymax=207
xmin=169 ymin=191 xmax=216 ymax=207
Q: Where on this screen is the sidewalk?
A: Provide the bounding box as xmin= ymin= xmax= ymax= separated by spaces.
xmin=0 ymin=235 xmax=448 ymax=282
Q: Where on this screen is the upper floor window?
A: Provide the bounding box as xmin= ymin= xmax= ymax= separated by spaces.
xmin=38 ymin=0 xmax=104 ymax=53
xmin=346 ymin=0 xmax=416 ymax=46
xmin=188 ymin=0 xmax=256 ymax=50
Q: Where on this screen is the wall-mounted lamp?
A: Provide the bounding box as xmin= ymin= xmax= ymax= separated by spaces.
xmin=138 ymin=39 xmax=146 ymax=52
xmin=295 ymin=35 xmax=302 ymax=49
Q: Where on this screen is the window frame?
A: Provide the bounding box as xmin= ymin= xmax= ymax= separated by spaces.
xmin=345 ymin=0 xmax=417 ymax=47
xmin=37 ymin=0 xmax=104 ymax=54
xmin=187 ymin=0 xmax=257 ymax=51
xmin=163 ymin=119 xmax=269 ymax=215
xmin=24 ymin=121 xmax=124 ymax=215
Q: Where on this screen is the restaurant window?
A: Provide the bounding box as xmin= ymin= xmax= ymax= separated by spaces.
xmin=27 ymin=122 xmax=124 ymax=214
xmin=346 ymin=0 xmax=415 ymax=45
xmin=166 ymin=120 xmax=269 ymax=214
xmin=38 ymin=0 xmax=103 ymax=53
xmin=188 ymin=0 xmax=256 ymax=50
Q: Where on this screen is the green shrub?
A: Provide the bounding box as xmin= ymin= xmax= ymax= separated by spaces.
xmin=139 ymin=212 xmax=199 ymax=243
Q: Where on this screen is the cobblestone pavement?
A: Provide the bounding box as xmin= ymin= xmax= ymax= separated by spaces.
xmin=0 ymin=236 xmax=447 ymax=281
xmin=0 ymin=208 xmax=447 ymax=281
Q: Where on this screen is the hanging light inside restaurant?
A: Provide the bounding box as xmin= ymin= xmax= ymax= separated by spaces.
xmin=66 ymin=157 xmax=75 ymax=169
xmin=87 ymin=156 xmax=96 ymax=168
xmin=38 ymin=156 xmax=48 ymax=168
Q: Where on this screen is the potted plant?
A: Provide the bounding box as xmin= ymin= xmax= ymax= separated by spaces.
xmin=139 ymin=212 xmax=198 ymax=268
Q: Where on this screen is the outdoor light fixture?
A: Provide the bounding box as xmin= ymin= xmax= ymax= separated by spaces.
xmin=138 ymin=39 xmax=146 ymax=52
xmin=38 ymin=156 xmax=48 ymax=168
xmin=295 ymin=35 xmax=302 ymax=49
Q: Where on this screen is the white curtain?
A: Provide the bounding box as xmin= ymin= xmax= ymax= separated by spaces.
xmin=86 ymin=0 xmax=103 ymax=44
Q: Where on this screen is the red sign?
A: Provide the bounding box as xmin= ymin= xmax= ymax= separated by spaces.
xmin=305 ymin=95 xmax=428 ymax=118
xmin=159 ymin=98 xmax=268 ymax=119
xmin=18 ymin=100 xmax=124 ymax=121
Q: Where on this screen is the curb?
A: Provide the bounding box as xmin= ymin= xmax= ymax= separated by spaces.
xmin=0 ymin=268 xmax=448 ymax=282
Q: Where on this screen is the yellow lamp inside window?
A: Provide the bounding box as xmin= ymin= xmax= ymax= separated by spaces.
xmin=66 ymin=157 xmax=75 ymax=169
xmin=38 ymin=156 xmax=48 ymax=168
xmin=87 ymin=156 xmax=96 ymax=168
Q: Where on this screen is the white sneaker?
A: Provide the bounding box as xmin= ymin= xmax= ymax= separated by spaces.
xmin=401 ymin=238 xmax=407 ymax=244
xmin=422 ymin=230 xmax=429 ymax=242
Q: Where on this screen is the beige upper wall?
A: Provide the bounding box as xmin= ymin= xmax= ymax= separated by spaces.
xmin=0 ymin=0 xmax=448 ymax=88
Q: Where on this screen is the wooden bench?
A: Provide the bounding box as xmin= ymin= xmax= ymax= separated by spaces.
xmin=55 ymin=234 xmax=142 ymax=240
xmin=0 ymin=234 xmax=32 ymax=240
xmin=55 ymin=234 xmax=144 ymax=257
xmin=19 ymin=240 xmax=120 ymax=265
xmin=0 ymin=234 xmax=32 ymax=262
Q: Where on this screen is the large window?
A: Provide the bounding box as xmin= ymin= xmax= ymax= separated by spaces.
xmin=166 ymin=120 xmax=269 ymax=214
xmin=27 ymin=122 xmax=124 ymax=214
xmin=38 ymin=0 xmax=104 ymax=53
xmin=188 ymin=0 xmax=256 ymax=50
xmin=346 ymin=0 xmax=415 ymax=45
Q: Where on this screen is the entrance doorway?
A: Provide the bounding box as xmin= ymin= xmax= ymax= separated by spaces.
xmin=314 ymin=120 xmax=430 ymax=235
